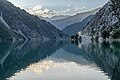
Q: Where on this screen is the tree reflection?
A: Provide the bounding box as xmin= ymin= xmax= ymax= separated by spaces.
xmin=0 ymin=40 xmax=65 ymax=80
xmin=76 ymin=41 xmax=120 ymax=80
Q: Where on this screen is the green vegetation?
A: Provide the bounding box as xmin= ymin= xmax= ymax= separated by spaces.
xmin=111 ymin=29 xmax=120 ymax=39
xmin=71 ymin=35 xmax=74 ymax=40
xmin=74 ymin=34 xmax=79 ymax=40
xmin=101 ymin=29 xmax=110 ymax=39
xmin=110 ymin=0 xmax=120 ymax=39
xmin=71 ymin=34 xmax=79 ymax=40
xmin=100 ymin=27 xmax=120 ymax=39
xmin=111 ymin=0 xmax=120 ymax=20
xmin=111 ymin=0 xmax=120 ymax=9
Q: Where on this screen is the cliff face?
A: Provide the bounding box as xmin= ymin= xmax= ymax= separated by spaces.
xmin=0 ymin=0 xmax=65 ymax=41
xmin=82 ymin=1 xmax=120 ymax=39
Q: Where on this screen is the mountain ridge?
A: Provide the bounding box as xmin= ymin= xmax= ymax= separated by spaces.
xmin=39 ymin=15 xmax=70 ymax=21
xmin=63 ymin=15 xmax=93 ymax=36
xmin=82 ymin=0 xmax=120 ymax=39
xmin=51 ymin=8 xmax=100 ymax=30
xmin=0 ymin=0 xmax=66 ymax=41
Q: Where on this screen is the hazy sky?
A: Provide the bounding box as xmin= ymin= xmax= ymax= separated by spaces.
xmin=7 ymin=0 xmax=109 ymax=17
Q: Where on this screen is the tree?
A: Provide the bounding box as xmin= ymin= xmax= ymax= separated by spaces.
xmin=111 ymin=29 xmax=120 ymax=39
xmin=111 ymin=0 xmax=120 ymax=20
xmin=74 ymin=34 xmax=79 ymax=40
xmin=71 ymin=35 xmax=75 ymax=40
xmin=101 ymin=30 xmax=110 ymax=39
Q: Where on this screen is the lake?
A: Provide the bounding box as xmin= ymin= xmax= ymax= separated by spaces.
xmin=0 ymin=40 xmax=120 ymax=80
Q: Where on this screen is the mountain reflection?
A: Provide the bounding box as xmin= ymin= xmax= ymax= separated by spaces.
xmin=0 ymin=40 xmax=65 ymax=80
xmin=0 ymin=40 xmax=120 ymax=80
xmin=70 ymin=41 xmax=120 ymax=80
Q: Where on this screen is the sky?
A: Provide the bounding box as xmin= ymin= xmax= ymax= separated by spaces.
xmin=7 ymin=0 xmax=109 ymax=17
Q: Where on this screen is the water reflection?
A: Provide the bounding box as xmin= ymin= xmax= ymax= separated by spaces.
xmin=0 ymin=40 xmax=119 ymax=80
xmin=0 ymin=40 xmax=65 ymax=80
xmin=73 ymin=41 xmax=120 ymax=80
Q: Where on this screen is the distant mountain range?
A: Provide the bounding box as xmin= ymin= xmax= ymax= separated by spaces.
xmin=0 ymin=0 xmax=66 ymax=41
xmin=62 ymin=15 xmax=93 ymax=36
xmin=50 ymin=8 xmax=100 ymax=30
xmin=39 ymin=15 xmax=70 ymax=21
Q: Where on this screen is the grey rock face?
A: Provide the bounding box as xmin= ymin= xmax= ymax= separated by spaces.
xmin=83 ymin=1 xmax=120 ymax=37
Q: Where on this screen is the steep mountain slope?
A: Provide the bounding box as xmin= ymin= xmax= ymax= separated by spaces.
xmin=63 ymin=15 xmax=93 ymax=36
xmin=0 ymin=0 xmax=65 ymax=41
xmin=83 ymin=0 xmax=120 ymax=39
xmin=51 ymin=8 xmax=100 ymax=30
xmin=0 ymin=21 xmax=12 ymax=40
xmin=0 ymin=14 xmax=21 ymax=41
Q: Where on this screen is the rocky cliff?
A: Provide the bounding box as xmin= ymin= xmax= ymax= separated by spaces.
xmin=82 ymin=0 xmax=120 ymax=39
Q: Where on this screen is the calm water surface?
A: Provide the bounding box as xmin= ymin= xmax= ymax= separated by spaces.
xmin=0 ymin=40 xmax=120 ymax=80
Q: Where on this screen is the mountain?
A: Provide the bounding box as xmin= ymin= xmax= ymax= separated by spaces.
xmin=0 ymin=40 xmax=65 ymax=80
xmin=26 ymin=5 xmax=70 ymax=21
xmin=26 ymin=5 xmax=55 ymax=18
xmin=51 ymin=8 xmax=100 ymax=30
xmin=0 ymin=0 xmax=65 ymax=41
xmin=82 ymin=0 xmax=120 ymax=39
xmin=0 ymin=21 xmax=12 ymax=40
xmin=62 ymin=15 xmax=93 ymax=36
xmin=40 ymin=15 xmax=70 ymax=21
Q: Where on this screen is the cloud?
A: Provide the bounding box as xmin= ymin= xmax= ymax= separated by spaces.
xmin=26 ymin=5 xmax=87 ymax=17
xmin=26 ymin=5 xmax=73 ymax=17
xmin=81 ymin=6 xmax=86 ymax=10
xmin=31 ymin=5 xmax=42 ymax=11
xmin=60 ymin=8 xmax=71 ymax=15
xmin=68 ymin=5 xmax=71 ymax=7
xmin=66 ymin=9 xmax=70 ymax=12
xmin=75 ymin=7 xmax=80 ymax=11
xmin=26 ymin=5 xmax=57 ymax=17
xmin=74 ymin=6 xmax=86 ymax=11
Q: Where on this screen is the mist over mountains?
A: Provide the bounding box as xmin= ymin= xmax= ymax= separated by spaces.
xmin=50 ymin=8 xmax=100 ymax=30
